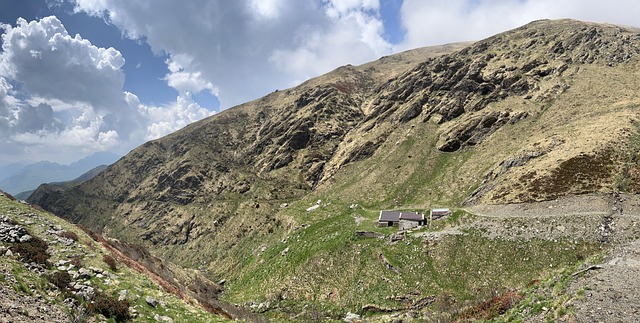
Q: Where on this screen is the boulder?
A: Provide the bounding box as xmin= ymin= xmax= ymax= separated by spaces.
xmin=344 ymin=312 xmax=361 ymax=322
xmin=145 ymin=296 xmax=158 ymax=307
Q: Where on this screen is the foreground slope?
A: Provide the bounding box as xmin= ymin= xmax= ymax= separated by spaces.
xmin=29 ymin=19 xmax=640 ymax=320
xmin=0 ymin=191 xmax=231 ymax=322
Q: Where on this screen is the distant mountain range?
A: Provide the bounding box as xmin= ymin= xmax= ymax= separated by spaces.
xmin=0 ymin=151 xmax=120 ymax=196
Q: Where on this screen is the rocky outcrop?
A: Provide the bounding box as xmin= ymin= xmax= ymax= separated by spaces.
xmin=437 ymin=110 xmax=529 ymax=152
xmin=0 ymin=216 xmax=32 ymax=243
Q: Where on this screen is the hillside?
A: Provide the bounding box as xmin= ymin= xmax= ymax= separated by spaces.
xmin=29 ymin=19 xmax=640 ymax=321
xmin=0 ymin=191 xmax=240 ymax=322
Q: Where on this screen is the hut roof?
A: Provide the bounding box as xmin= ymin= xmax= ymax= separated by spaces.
xmin=379 ymin=210 xmax=401 ymax=222
xmin=399 ymin=212 xmax=424 ymax=221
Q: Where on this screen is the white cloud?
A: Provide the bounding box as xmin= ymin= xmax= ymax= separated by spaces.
xmin=0 ymin=16 xmax=214 ymax=164
xmin=0 ymin=17 xmax=126 ymax=109
xmin=70 ymin=0 xmax=392 ymax=108
xmin=269 ymin=1 xmax=391 ymax=83
xmin=397 ymin=0 xmax=640 ymax=50
xmin=249 ymin=0 xmax=286 ymax=19
xmin=164 ymin=54 xmax=219 ymax=95
xmin=326 ymin=0 xmax=380 ymax=18
xmin=140 ymin=92 xmax=214 ymax=140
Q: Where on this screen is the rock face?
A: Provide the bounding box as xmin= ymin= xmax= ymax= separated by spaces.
xmin=29 ymin=19 xmax=640 ymax=277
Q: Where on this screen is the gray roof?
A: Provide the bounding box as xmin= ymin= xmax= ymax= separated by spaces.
xmin=400 ymin=212 xmax=424 ymax=221
xmin=431 ymin=208 xmax=451 ymax=214
xmin=379 ymin=210 xmax=401 ymax=222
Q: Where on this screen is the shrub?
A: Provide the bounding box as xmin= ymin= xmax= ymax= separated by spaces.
xmin=48 ymin=271 xmax=72 ymax=290
xmin=103 ymin=254 xmax=118 ymax=271
xmin=457 ymin=290 xmax=523 ymax=320
xmin=12 ymin=236 xmax=50 ymax=266
xmin=60 ymin=230 xmax=79 ymax=242
xmin=70 ymin=255 xmax=83 ymax=268
xmin=87 ymin=291 xmax=131 ymax=322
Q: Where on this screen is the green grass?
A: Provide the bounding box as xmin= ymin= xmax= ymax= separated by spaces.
xmin=222 ymin=198 xmax=600 ymax=320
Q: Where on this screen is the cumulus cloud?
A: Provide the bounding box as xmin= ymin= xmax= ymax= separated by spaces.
xmin=164 ymin=54 xmax=219 ymax=96
xmin=0 ymin=17 xmax=126 ymax=110
xmin=270 ymin=0 xmax=391 ymax=83
xmin=0 ymin=16 xmax=213 ymax=163
xmin=70 ymin=0 xmax=393 ymax=108
xmin=397 ymin=0 xmax=640 ymax=50
xmin=136 ymin=91 xmax=214 ymax=140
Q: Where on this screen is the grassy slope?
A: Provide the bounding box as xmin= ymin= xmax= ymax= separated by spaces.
xmin=220 ymin=111 xmax=604 ymax=318
xmin=220 ymin=22 xmax=640 ymax=318
xmin=0 ymin=193 xmax=229 ymax=322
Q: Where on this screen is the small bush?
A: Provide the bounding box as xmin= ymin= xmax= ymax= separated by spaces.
xmin=12 ymin=236 xmax=50 ymax=266
xmin=457 ymin=290 xmax=523 ymax=320
xmin=87 ymin=291 xmax=131 ymax=322
xmin=48 ymin=271 xmax=72 ymax=290
xmin=70 ymin=255 xmax=83 ymax=268
xmin=60 ymin=230 xmax=79 ymax=241
xmin=103 ymin=254 xmax=118 ymax=271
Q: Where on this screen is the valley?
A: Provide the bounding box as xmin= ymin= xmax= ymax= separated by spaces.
xmin=20 ymin=19 xmax=640 ymax=321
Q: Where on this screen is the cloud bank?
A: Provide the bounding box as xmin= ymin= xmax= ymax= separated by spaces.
xmin=0 ymin=16 xmax=213 ymax=163
xmin=397 ymin=0 xmax=640 ymax=50
xmin=71 ymin=0 xmax=393 ymax=108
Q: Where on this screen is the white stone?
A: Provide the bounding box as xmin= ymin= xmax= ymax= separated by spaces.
xmin=306 ymin=204 xmax=320 ymax=212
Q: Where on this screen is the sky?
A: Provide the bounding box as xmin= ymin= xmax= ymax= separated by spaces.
xmin=0 ymin=0 xmax=639 ymax=166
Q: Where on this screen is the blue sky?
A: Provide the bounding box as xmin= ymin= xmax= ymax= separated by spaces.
xmin=1 ymin=0 xmax=639 ymax=165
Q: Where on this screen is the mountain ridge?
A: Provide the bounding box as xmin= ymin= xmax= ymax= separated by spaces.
xmin=28 ymin=19 xmax=640 ymax=321
xmin=0 ymin=152 xmax=121 ymax=195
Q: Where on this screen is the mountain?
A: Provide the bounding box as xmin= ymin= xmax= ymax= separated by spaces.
xmin=0 ymin=162 xmax=27 ymax=182
xmin=14 ymin=165 xmax=111 ymax=200
xmin=0 ymin=152 xmax=120 ymax=195
xmin=29 ymin=19 xmax=640 ymax=321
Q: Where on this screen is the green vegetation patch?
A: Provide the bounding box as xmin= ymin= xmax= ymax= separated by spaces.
xmin=223 ymin=202 xmax=600 ymax=321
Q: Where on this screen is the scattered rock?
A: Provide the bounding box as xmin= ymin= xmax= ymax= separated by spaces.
xmin=154 ymin=314 xmax=174 ymax=322
xmin=77 ymin=268 xmax=92 ymax=279
xmin=73 ymin=284 xmax=94 ymax=300
xmin=344 ymin=311 xmax=361 ymax=322
xmin=0 ymin=220 xmax=31 ymax=243
xmin=280 ymin=247 xmax=290 ymax=256
xmin=19 ymin=234 xmax=32 ymax=242
xmin=389 ymin=233 xmax=404 ymax=242
xmin=306 ymin=204 xmax=320 ymax=212
xmin=146 ymin=296 xmax=159 ymax=307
